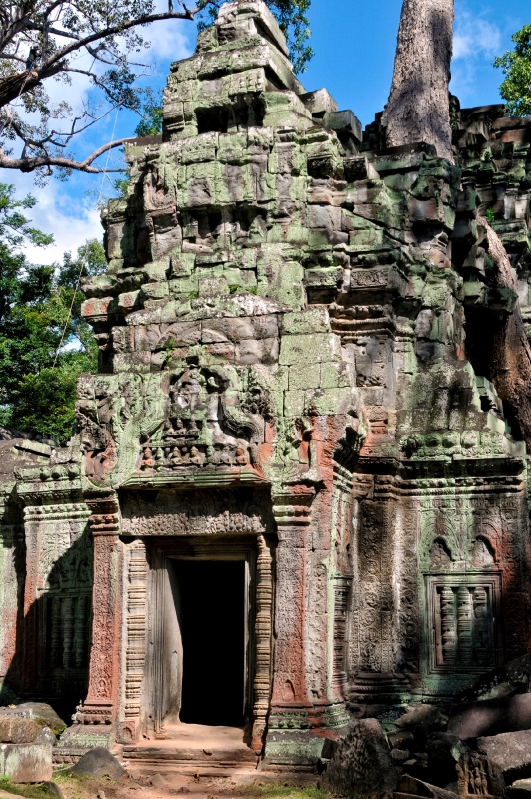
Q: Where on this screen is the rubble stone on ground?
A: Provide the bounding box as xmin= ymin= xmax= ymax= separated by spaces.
xmin=322 ymin=718 xmax=398 ymax=797
xmin=70 ymin=746 xmax=126 ymax=778
xmin=0 ymin=742 xmax=53 ymax=782
xmin=0 ymin=717 xmax=39 ymax=744
xmin=477 ymin=730 xmax=531 ymax=775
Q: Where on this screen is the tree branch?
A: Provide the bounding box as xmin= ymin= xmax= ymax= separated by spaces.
xmin=0 ymin=63 xmax=64 ymax=108
xmin=0 ymin=2 xmax=212 ymax=108
xmin=0 ymin=135 xmax=136 ymax=173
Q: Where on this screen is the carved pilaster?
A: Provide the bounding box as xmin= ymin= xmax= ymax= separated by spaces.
xmin=74 ymin=596 xmax=88 ymax=668
xmin=62 ymin=596 xmax=74 ymax=669
xmin=251 ymin=534 xmax=273 ymax=751
xmin=269 ymin=488 xmax=314 ymax=725
xmin=124 ymin=540 xmax=147 ymax=721
xmin=76 ymin=493 xmax=121 ymax=726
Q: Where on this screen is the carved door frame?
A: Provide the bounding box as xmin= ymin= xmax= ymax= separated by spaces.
xmin=143 ymin=533 xmax=273 ymax=745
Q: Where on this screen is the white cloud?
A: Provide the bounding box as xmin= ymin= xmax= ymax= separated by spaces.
xmin=143 ymin=14 xmax=194 ymax=62
xmin=453 ymin=13 xmax=501 ymax=60
xmin=7 ymin=171 xmax=103 ymax=265
xmin=3 ymin=12 xmax=196 ymax=268
xmin=450 ymin=6 xmax=504 ymax=102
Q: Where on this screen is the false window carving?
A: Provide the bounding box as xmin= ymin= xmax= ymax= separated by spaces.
xmin=43 ymin=591 xmax=92 ymax=673
xmin=426 ymin=576 xmax=502 ymax=672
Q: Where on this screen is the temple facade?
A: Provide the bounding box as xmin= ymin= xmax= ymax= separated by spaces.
xmin=1 ymin=0 xmax=531 ymax=769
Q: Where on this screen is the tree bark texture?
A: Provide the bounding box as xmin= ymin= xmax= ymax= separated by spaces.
xmin=480 ymin=217 xmax=531 ymax=447
xmin=381 ymin=0 xmax=454 ymax=161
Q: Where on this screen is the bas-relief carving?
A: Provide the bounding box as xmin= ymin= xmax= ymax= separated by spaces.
xmin=2 ymin=0 xmax=531 ymax=767
xmin=121 ymin=488 xmax=271 ymax=536
xmin=138 ymin=365 xmax=271 ymax=473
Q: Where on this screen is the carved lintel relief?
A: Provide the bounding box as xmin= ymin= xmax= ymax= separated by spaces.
xmin=121 ymin=488 xmax=270 ymax=536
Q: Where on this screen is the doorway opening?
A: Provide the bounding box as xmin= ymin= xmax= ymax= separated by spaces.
xmin=173 ymin=560 xmax=245 ymax=727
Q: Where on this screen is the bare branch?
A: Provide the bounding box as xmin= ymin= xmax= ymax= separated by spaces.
xmin=0 ymin=134 xmax=136 ymax=172
xmin=1 ymin=53 xmax=27 ymax=62
xmin=0 ymin=2 xmax=211 ymax=108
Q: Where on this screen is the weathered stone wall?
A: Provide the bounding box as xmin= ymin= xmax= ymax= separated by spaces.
xmin=1 ymin=0 xmax=531 ymax=770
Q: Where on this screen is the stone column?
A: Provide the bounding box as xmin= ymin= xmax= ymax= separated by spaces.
xmin=76 ymin=493 xmax=122 ymax=727
xmin=265 ymin=487 xmax=328 ymax=765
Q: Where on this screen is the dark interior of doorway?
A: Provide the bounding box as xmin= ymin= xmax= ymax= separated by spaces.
xmin=173 ymin=560 xmax=245 ymax=727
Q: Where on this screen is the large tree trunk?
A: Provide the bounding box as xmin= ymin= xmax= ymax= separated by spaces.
xmin=479 ymin=218 xmax=531 ymax=447
xmin=381 ymin=0 xmax=454 ymax=161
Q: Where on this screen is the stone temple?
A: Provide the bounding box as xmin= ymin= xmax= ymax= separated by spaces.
xmin=2 ymin=0 xmax=531 ymax=776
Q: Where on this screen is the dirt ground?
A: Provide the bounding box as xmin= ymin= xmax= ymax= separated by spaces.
xmin=0 ymin=773 xmax=326 ymax=799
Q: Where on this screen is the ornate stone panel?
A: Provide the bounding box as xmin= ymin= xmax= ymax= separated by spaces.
xmin=121 ymin=487 xmax=271 ymax=536
xmin=426 ymin=574 xmax=502 ymax=672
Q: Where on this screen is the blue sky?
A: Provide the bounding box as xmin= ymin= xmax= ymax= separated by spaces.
xmin=9 ymin=0 xmax=530 ymax=265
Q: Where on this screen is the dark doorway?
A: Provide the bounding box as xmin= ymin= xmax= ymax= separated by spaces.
xmin=173 ymin=560 xmax=245 ymax=726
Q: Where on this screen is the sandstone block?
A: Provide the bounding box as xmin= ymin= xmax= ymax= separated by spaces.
xmin=0 ymin=718 xmax=39 ymax=744
xmin=236 ymin=337 xmax=278 ymax=365
xmin=289 ymin=364 xmax=321 ymax=390
xmin=477 ymin=730 xmax=531 ymax=774
xmin=324 ymin=110 xmax=363 ymax=143
xmin=395 ymin=774 xmax=458 ymax=799
xmin=322 ymin=718 xmax=398 ymax=799
xmin=34 ymin=727 xmax=56 ymax=746
xmin=508 ymin=779 xmax=531 ymax=799
xmin=320 ymin=360 xmax=354 ymax=389
xmin=389 ymin=730 xmax=415 ymax=749
xmin=280 ymin=308 xmax=331 ymax=335
xmin=0 ymin=742 xmax=52 ymax=783
xmin=300 ymin=89 xmax=338 ymax=116
xmin=0 ymin=703 xmax=66 ymax=736
xmin=279 ymin=332 xmax=341 ymax=366
xmin=448 ymin=694 xmax=531 ymax=740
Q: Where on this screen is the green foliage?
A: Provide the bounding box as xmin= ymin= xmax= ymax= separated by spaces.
xmin=0 ymin=184 xmax=53 ymax=249
xmin=135 ymin=89 xmax=164 ymax=136
xmin=10 ymin=357 xmax=94 ymax=444
xmin=486 ymin=208 xmax=496 ymax=222
xmin=0 ymin=774 xmax=62 ymax=799
xmin=494 ymin=25 xmax=531 ymax=116
xmin=0 ymin=184 xmax=102 ymax=443
xmin=197 ymin=0 xmax=314 ymax=74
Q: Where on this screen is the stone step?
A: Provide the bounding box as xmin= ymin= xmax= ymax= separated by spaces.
xmin=122 ymin=745 xmax=258 ymax=766
xmin=125 ymin=763 xmax=257 ymax=778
